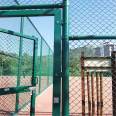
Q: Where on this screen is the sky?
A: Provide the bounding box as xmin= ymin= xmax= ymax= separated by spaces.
xmin=30 ymin=17 xmax=54 ymax=49
xmin=0 ymin=0 xmax=116 ymax=51
xmin=0 ymin=17 xmax=54 ymax=50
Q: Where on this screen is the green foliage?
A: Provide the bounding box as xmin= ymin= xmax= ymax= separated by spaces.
xmin=0 ymin=51 xmax=53 ymax=77
xmin=69 ymin=46 xmax=95 ymax=76
xmin=0 ymin=51 xmax=18 ymax=76
xmin=21 ymin=53 xmax=33 ymax=76
xmin=0 ymin=51 xmax=33 ymax=76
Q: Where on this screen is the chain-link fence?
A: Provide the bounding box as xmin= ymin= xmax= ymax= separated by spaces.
xmin=69 ymin=1 xmax=116 ymax=116
xmin=69 ymin=0 xmax=116 ymax=36
xmin=69 ymin=39 xmax=116 ymax=115
xmin=0 ymin=0 xmax=116 ymax=115
xmin=0 ymin=17 xmax=53 ymax=115
xmin=0 ymin=29 xmax=35 ymax=115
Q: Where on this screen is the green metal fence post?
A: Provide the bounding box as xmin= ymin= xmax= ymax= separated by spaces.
xmin=47 ymin=48 xmax=50 ymax=86
xmin=53 ymin=10 xmax=62 ymax=116
xmin=39 ymin=38 xmax=42 ymax=93
xmin=62 ymin=0 xmax=69 ymax=115
xmin=30 ymin=37 xmax=38 ymax=116
xmin=15 ymin=17 xmax=24 ymax=114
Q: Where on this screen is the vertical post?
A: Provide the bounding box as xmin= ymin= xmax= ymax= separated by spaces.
xmin=47 ymin=48 xmax=50 ymax=86
xmin=99 ymin=72 xmax=103 ymax=116
xmin=81 ymin=52 xmax=85 ymax=116
xmin=62 ymin=0 xmax=69 ymax=115
xmin=111 ymin=51 xmax=116 ymax=116
xmin=86 ymin=72 xmax=91 ymax=116
xmin=53 ymin=10 xmax=62 ymax=116
xmin=96 ymin=72 xmax=99 ymax=116
xmin=91 ymin=72 xmax=95 ymax=115
xmin=30 ymin=37 xmax=38 ymax=116
xmin=39 ymin=38 xmax=42 ymax=93
xmin=15 ymin=17 xmax=24 ymax=113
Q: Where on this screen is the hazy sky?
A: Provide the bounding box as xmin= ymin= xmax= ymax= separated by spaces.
xmin=0 ymin=17 xmax=54 ymax=50
xmin=0 ymin=0 xmax=116 ymax=50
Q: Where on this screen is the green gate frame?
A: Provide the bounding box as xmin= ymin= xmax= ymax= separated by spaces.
xmin=0 ymin=9 xmax=62 ymax=116
xmin=0 ymin=27 xmax=38 ymax=115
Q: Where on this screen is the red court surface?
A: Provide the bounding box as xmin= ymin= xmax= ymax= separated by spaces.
xmin=35 ymin=85 xmax=53 ymax=116
xmin=0 ymin=77 xmax=113 ymax=116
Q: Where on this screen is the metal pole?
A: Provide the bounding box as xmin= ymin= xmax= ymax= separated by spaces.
xmin=0 ymin=4 xmax=63 ymax=10
xmin=15 ymin=17 xmax=24 ymax=113
xmin=69 ymin=36 xmax=116 ymax=40
xmin=53 ymin=10 xmax=62 ymax=116
xmin=99 ymin=72 xmax=103 ymax=116
xmin=47 ymin=48 xmax=50 ymax=86
xmin=96 ymin=72 xmax=99 ymax=116
xmin=62 ymin=0 xmax=69 ymax=115
xmin=91 ymin=72 xmax=95 ymax=115
xmin=81 ymin=52 xmax=85 ymax=116
xmin=39 ymin=38 xmax=42 ymax=93
xmin=30 ymin=37 xmax=38 ymax=116
xmin=111 ymin=51 xmax=116 ymax=116
xmin=86 ymin=72 xmax=91 ymax=116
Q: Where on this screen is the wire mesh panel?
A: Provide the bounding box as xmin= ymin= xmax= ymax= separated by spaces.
xmin=69 ymin=39 xmax=116 ymax=115
xmin=34 ymin=37 xmax=53 ymax=116
xmin=0 ymin=92 xmax=31 ymax=116
xmin=0 ymin=32 xmax=19 ymax=88
xmin=39 ymin=40 xmax=51 ymax=92
xmin=0 ymin=94 xmax=16 ymax=115
xmin=18 ymin=92 xmax=32 ymax=115
xmin=69 ymin=0 xmax=116 ymax=36
xmin=0 ymin=29 xmax=36 ymax=115
xmin=20 ymin=38 xmax=34 ymax=86
xmin=69 ymin=0 xmax=116 ymax=115
xmin=23 ymin=17 xmax=53 ymax=95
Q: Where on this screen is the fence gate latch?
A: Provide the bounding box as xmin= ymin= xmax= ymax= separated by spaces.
xmin=29 ymin=86 xmax=36 ymax=92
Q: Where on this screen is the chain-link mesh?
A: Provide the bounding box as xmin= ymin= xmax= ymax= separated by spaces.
xmin=23 ymin=17 xmax=53 ymax=94
xmin=0 ymin=0 xmax=62 ymax=6
xmin=0 ymin=93 xmax=31 ymax=116
xmin=69 ymin=0 xmax=116 ymax=36
xmin=0 ymin=32 xmax=19 ymax=88
xmin=69 ymin=1 xmax=116 ymax=115
xmin=0 ymin=15 xmax=53 ymax=115
xmin=34 ymin=37 xmax=53 ymax=115
xmin=69 ymin=39 xmax=116 ymax=115
xmin=0 ymin=29 xmax=35 ymax=115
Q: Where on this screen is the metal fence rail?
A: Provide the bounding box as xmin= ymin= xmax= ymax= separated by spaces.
xmin=0 ymin=0 xmax=63 ymax=6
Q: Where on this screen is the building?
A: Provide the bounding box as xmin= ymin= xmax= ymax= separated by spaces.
xmin=94 ymin=42 xmax=116 ymax=57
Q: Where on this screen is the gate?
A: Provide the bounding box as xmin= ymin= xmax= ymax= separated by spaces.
xmin=0 ymin=28 xmax=38 ymax=115
xmin=0 ymin=6 xmax=62 ymax=116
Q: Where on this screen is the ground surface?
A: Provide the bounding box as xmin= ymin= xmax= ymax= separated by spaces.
xmin=0 ymin=76 xmax=113 ymax=116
